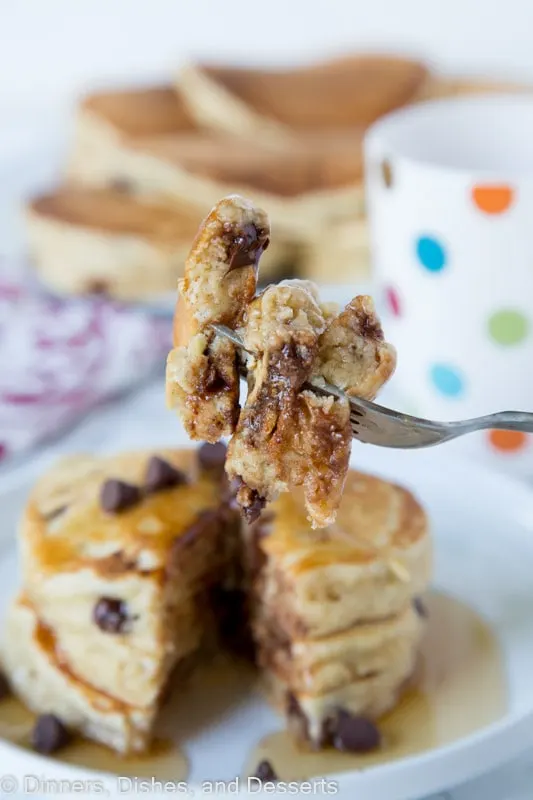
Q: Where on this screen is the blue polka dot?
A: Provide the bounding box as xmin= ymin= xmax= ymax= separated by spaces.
xmin=416 ymin=236 xmax=447 ymax=272
xmin=430 ymin=364 xmax=465 ymax=398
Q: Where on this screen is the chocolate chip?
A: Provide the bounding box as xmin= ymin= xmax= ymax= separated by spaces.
xmin=93 ymin=597 xmax=129 ymax=633
xmin=318 ymin=714 xmax=338 ymax=748
xmin=31 ymin=714 xmax=70 ymax=754
xmin=226 ymin=223 xmax=269 ymax=272
xmin=0 ymin=672 xmax=10 ymax=700
xmin=110 ymin=177 xmax=132 ymax=193
xmin=332 ymin=710 xmax=381 ymax=753
xmin=203 ymin=368 xmax=230 ymax=394
xmin=359 ymin=310 xmax=384 ymax=341
xmin=252 ymin=760 xmax=278 ymax=782
xmin=145 ymin=456 xmax=187 ymax=493
xmin=85 ymin=279 xmax=109 ymax=296
xmin=413 ymin=597 xmax=428 ymax=618
xmin=233 ymin=477 xmax=266 ymax=524
xmin=198 ymin=442 xmax=227 ymax=473
xmin=100 ymin=479 xmax=141 ymax=513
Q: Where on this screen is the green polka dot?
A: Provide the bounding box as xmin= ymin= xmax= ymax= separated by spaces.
xmin=488 ymin=310 xmax=529 ymax=346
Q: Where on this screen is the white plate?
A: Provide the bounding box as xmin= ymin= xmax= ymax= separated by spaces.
xmin=1 ymin=446 xmax=533 ymax=799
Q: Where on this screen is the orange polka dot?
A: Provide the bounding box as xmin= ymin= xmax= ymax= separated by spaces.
xmin=472 ymin=185 xmax=514 ymax=214
xmin=488 ymin=429 xmax=529 ymax=452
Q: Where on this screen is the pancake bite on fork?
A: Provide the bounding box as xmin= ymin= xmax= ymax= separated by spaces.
xmin=166 ymin=195 xmax=270 ymax=442
xmin=166 ymin=194 xmax=396 ymax=526
xmin=226 ymin=279 xmax=350 ymax=526
xmin=227 ymin=282 xmax=396 ymax=525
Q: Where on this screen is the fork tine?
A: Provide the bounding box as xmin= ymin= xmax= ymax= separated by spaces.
xmin=350 ymin=420 xmax=361 ymax=439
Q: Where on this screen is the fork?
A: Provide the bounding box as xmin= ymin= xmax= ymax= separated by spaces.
xmin=212 ymin=324 xmax=533 ymax=449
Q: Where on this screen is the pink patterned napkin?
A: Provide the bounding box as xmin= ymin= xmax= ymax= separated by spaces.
xmin=0 ymin=274 xmax=172 ymax=463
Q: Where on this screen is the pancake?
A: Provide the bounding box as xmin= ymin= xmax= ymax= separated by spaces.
xmin=80 ymin=85 xmax=196 ymax=138
xmin=67 ymin=86 xmax=365 ymax=238
xmin=246 ymin=470 xmax=430 ymax=747
xmin=20 ymin=447 xmax=235 ymax=708
xmin=178 ymin=55 xmax=428 ymax=142
xmin=3 ymin=596 xmax=155 ymax=754
xmin=25 ymin=187 xmax=289 ymax=300
xmin=26 ymin=187 xmax=199 ymax=300
xmin=255 ymin=603 xmax=424 ymax=694
xmin=267 ymin=659 xmax=417 ymax=747
xmin=166 ymin=195 xmax=270 ymax=443
xmin=247 ymin=470 xmax=431 ymax=638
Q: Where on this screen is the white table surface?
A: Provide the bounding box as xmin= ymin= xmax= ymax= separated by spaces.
xmin=1 ymin=376 xmax=532 ymax=800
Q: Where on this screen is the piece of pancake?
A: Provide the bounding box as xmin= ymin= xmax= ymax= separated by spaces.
xmin=25 ymin=187 xmax=199 ymax=301
xmin=67 ymin=86 xmax=365 ymax=238
xmin=25 ymin=186 xmax=290 ymax=300
xmin=267 ymin=660 xmax=416 ymax=748
xmin=167 ymin=195 xmax=269 ymax=443
xmin=226 ymin=279 xmax=349 ymax=527
xmin=245 ymin=470 xmax=430 ymax=747
xmin=3 ymin=596 xmax=155 ymax=754
xmin=178 ymin=55 xmax=428 ymax=143
xmin=227 ymin=284 xmax=395 ymax=526
xmin=19 ymin=447 xmax=236 ymax=708
xmin=71 ymin=84 xmax=196 ymax=152
xmin=254 ymin=603 xmax=424 ymax=695
xmin=246 ymin=470 xmax=431 ymax=638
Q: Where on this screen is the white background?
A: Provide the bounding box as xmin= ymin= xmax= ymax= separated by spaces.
xmin=3 ymin=0 xmax=533 ymax=111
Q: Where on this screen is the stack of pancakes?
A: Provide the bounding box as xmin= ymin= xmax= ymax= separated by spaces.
xmin=2 ymin=445 xmax=432 ymax=756
xmin=246 ymin=471 xmax=432 ymax=748
xmin=27 ymin=54 xmax=519 ymax=301
xmin=3 ymin=447 xmax=238 ymax=753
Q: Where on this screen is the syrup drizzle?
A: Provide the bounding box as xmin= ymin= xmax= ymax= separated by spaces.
xmin=245 ymin=592 xmax=507 ymax=779
xmin=0 ymin=593 xmax=506 ymax=783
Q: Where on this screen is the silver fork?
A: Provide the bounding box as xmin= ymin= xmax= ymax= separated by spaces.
xmin=212 ymin=324 xmax=533 ymax=449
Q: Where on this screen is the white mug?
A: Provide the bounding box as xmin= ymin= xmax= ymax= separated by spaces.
xmin=364 ymin=95 xmax=533 ymax=476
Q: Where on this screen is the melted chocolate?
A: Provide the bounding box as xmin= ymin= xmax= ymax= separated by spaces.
xmin=225 ymin=223 xmax=269 ymax=273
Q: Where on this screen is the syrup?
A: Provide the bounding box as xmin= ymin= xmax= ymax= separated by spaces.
xmin=245 ymin=592 xmax=507 ymax=779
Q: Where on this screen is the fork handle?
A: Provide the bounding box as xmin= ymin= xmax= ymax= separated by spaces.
xmin=467 ymin=410 xmax=533 ymax=434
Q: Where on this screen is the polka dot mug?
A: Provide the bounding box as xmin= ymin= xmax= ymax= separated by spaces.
xmin=365 ymin=96 xmax=533 ymax=476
